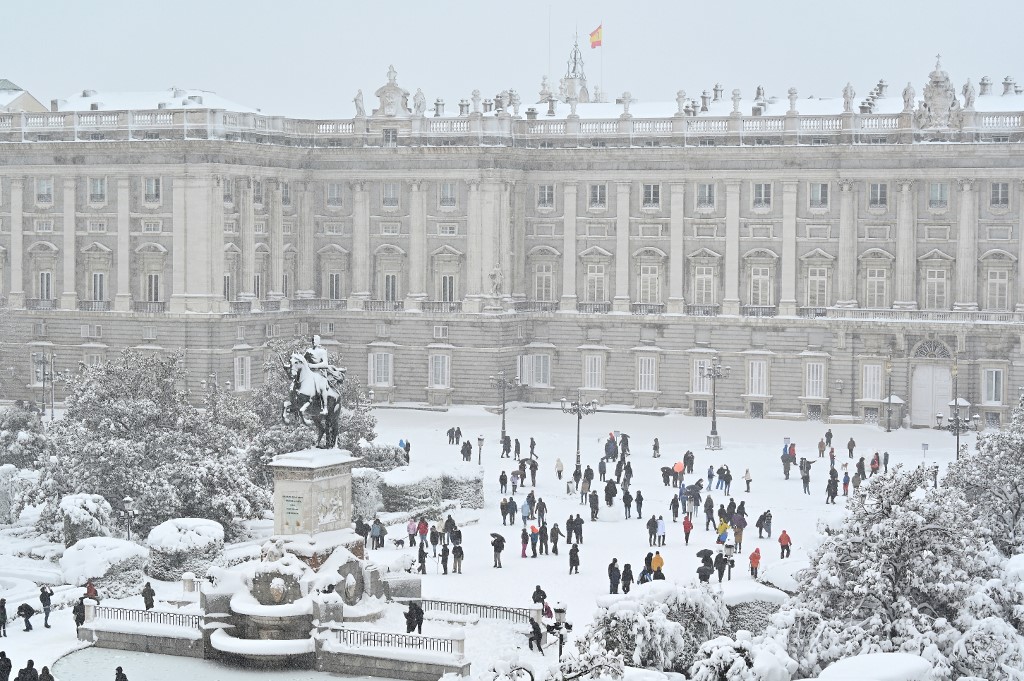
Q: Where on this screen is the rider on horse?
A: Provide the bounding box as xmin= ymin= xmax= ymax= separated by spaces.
xmin=296 ymin=334 xmax=334 ymax=415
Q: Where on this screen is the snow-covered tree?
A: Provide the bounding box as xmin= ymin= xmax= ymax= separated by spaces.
xmin=0 ymin=403 xmax=47 ymax=469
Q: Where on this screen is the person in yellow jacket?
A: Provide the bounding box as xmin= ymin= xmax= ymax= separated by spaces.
xmin=651 ymin=550 xmax=664 ymax=572
xmin=717 ymin=519 xmax=730 ymax=536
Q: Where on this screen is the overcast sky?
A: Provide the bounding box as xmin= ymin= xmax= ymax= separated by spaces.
xmin=3 ymin=0 xmax=1021 ymax=119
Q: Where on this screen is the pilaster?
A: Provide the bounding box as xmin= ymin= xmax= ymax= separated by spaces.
xmin=465 ymin=180 xmax=483 ymax=303
xmin=406 ymin=181 xmax=427 ymax=310
xmin=892 ymin=179 xmax=918 ymax=310
xmin=722 ymin=180 xmax=741 ymax=315
xmin=835 ymin=179 xmax=858 ymax=306
xmin=8 ymin=178 xmax=24 ymax=308
xmin=613 ymin=182 xmax=631 ymax=312
xmin=238 ymin=180 xmax=255 ymax=301
xmin=1017 ymin=180 xmax=1024 ymax=312
xmin=779 ymin=181 xmax=798 ymax=315
xmin=953 ymin=178 xmax=978 ymax=310
xmin=667 ymin=182 xmax=686 ymax=312
xmin=350 ymin=181 xmax=370 ymax=303
xmin=60 ymin=178 xmax=77 ymax=310
xmin=267 ymin=182 xmax=285 ymax=301
xmin=559 ymin=182 xmax=578 ymax=311
xmin=295 ymin=182 xmax=315 ymax=299
xmin=170 ymin=177 xmax=188 ymax=311
xmin=114 ymin=177 xmax=131 ymax=311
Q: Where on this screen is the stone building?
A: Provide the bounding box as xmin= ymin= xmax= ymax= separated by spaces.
xmin=2 ymin=58 xmax=1024 ymax=430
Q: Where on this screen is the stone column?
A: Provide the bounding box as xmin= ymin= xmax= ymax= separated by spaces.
xmin=836 ymin=180 xmax=858 ymax=306
xmin=613 ymin=182 xmax=631 ymax=311
xmin=295 ymin=182 xmax=315 ymax=299
xmin=171 ymin=177 xmax=188 ymax=305
xmin=209 ymin=176 xmax=225 ymax=312
xmin=8 ymin=179 xmax=24 ymax=308
xmin=406 ymin=181 xmax=427 ymax=310
xmin=238 ymin=180 xmax=255 ymax=301
xmin=560 ymin=182 xmax=578 ymax=311
xmin=667 ymin=182 xmax=686 ymax=312
xmin=953 ymin=178 xmax=979 ymax=310
xmin=893 ymin=180 xmax=917 ymax=309
xmin=722 ymin=180 xmax=741 ymax=315
xmin=60 ymin=178 xmax=77 ymax=309
xmin=498 ymin=181 xmax=514 ymax=305
xmin=465 ymin=181 xmax=483 ymax=308
xmin=779 ymin=181 xmax=798 ymax=315
xmin=511 ymin=181 xmax=527 ymax=298
xmin=170 ymin=176 xmax=220 ymax=313
xmin=1017 ymin=180 xmax=1024 ymax=311
xmin=480 ymin=180 xmax=499 ymax=302
xmin=114 ymin=178 xmax=131 ymax=311
xmin=350 ymin=181 xmax=370 ymax=306
xmin=267 ymin=182 xmax=284 ymax=301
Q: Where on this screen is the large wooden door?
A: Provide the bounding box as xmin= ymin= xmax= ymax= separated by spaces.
xmin=911 ymin=364 xmax=951 ymax=427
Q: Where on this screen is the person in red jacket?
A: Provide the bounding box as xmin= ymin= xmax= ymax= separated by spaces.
xmin=778 ymin=530 xmax=792 ymax=559
xmin=749 ymin=547 xmax=761 ymax=578
xmin=417 ymin=518 xmax=429 ymax=546
xmin=682 ymin=514 xmax=693 ymax=545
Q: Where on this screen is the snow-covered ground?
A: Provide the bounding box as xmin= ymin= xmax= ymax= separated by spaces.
xmin=0 ymin=405 xmax=971 ymax=679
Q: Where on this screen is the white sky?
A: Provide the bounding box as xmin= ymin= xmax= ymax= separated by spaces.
xmin=3 ymin=0 xmax=1022 ymax=119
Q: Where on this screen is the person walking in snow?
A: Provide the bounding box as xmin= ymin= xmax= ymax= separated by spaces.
xmin=870 ymin=452 xmax=880 ymax=477
xmin=608 ymin=559 xmax=621 ymax=594
xmin=852 ymin=471 xmax=862 ymax=495
xmin=499 ymin=471 xmax=508 ymax=494
xmin=743 ymin=468 xmax=753 ymax=493
xmin=0 ymin=653 xmax=9 ymax=681
xmin=847 ymin=437 xmax=856 ymax=459
xmin=572 ymin=465 xmax=582 ymax=491
xmin=781 ymin=452 xmax=792 ymax=480
xmin=842 ymin=471 xmax=850 ymax=496
xmin=141 ymin=583 xmax=156 ymax=611
xmin=417 ymin=542 xmax=427 ymax=574
xmin=527 ymin=618 xmax=544 ymax=654
xmin=531 ymin=585 xmax=547 ymax=604
xmin=883 ymin=451 xmax=889 ymax=474
xmin=539 ymin=523 xmax=549 ymax=555
xmin=529 ymin=437 xmax=536 ymax=459
xmin=722 ymin=467 xmax=733 ymax=494
xmin=714 ymin=550 xmax=729 ymax=582
xmin=621 ymin=563 xmax=634 ymax=593
xmin=550 ymin=523 xmax=562 ymax=555
xmin=683 ymin=514 xmax=693 ymax=545
xmin=779 ymin=530 xmax=792 ymax=559
xmin=589 ymin=491 xmax=600 ymax=520
xmin=669 ymin=495 xmax=679 ymax=522
xmin=520 ymin=528 xmax=529 ymax=558
xmin=575 ymin=514 xmax=585 ymax=543
xmin=598 ymin=459 xmax=607 ymax=482
xmin=652 ymin=438 xmax=660 ymax=458
xmin=817 ymin=438 xmax=826 ymax=458
xmin=826 ymin=477 xmax=839 ymax=504
xmin=452 ymin=544 xmax=464 ymax=573
xmin=622 ymin=489 xmax=633 ymax=518
xmin=656 ymin=516 xmax=666 ymax=546
xmin=529 ymin=459 xmax=539 ymax=487
xmin=440 ymin=543 xmax=450 ymax=574
xmin=646 ymin=515 xmax=658 ymax=546
xmin=491 ymin=534 xmax=505 ymax=568
xmin=555 ymin=458 xmax=564 ymax=480
xmin=635 ymin=490 xmax=644 ymax=518
xmin=38 ymin=587 xmax=52 ymax=629
xmin=568 ymin=543 xmax=580 ymax=574
xmin=0 ymin=598 xmax=7 ymax=637
xmin=529 ymin=525 xmax=539 ymax=558
xmin=704 ymin=496 xmax=716 ymax=531
xmin=749 ymin=548 xmax=761 ymax=578
xmin=430 ymin=526 xmax=440 ymax=556
xmin=707 ymin=465 xmax=715 ymax=487
xmin=510 ymin=470 xmax=520 ymax=495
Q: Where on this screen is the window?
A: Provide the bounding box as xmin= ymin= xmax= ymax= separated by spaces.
xmin=642 ymin=183 xmax=660 ymax=209
xmin=991 ymin=182 xmax=1010 ymax=207
xmin=583 ymin=355 xmax=603 ymax=389
xmin=142 ymin=220 xmax=161 ymax=233
xmin=984 ymin=368 xmax=1004 ymax=404
xmin=433 ymin=325 xmax=449 ymax=340
xmin=519 ymin=354 xmax=551 ymax=387
xmin=439 ymin=182 xmax=457 ymax=207
xmin=84 ymin=353 xmax=104 ymax=367
xmin=143 ymin=326 xmax=157 ymax=341
xmin=806 ymin=267 xmax=827 ymax=307
xmin=144 ymin=177 xmax=161 ymax=203
xmin=749 ymin=266 xmax=771 ymax=305
xmin=534 ymin=263 xmax=553 ymax=301
xmin=424 ymin=353 xmax=450 ymax=389
xmin=806 ymin=362 xmax=825 ymax=398
xmin=440 ymin=274 xmax=456 ymax=302
xmin=753 ymin=183 xmax=771 ymax=208
xmin=38 ymin=271 xmax=52 ymax=300
xmin=438 ymin=223 xmax=458 ymax=236
xmin=320 ymin=322 xmax=336 ymax=335
xmin=383 ymin=273 xmax=398 ymax=301
xmin=223 ymin=273 xmax=232 ymax=300
xmin=865 ymin=268 xmax=888 ymax=308
xmin=35 ymin=219 xmax=53 ymax=233
xmin=281 ymin=182 xmax=291 ymax=206
xmin=224 ymin=220 xmax=237 ymax=234
xmin=146 ymin=273 xmax=161 ymax=302
xmin=382 ymin=128 xmax=398 ymax=147
xmin=89 ymin=177 xmax=106 ymax=203
xmin=694 ymin=266 xmax=715 ymax=305
xmin=869 ymin=182 xmax=888 ymax=208
xmin=254 ymin=221 xmax=267 ymax=234
xmin=748 ymin=360 xmax=767 ymax=396
xmin=223 ymin=179 xmax=234 ymax=203
xmin=80 ymin=323 xmax=102 ymax=340
xmin=252 ymin=180 xmax=263 ymax=204
xmin=588 ymin=184 xmax=607 ymax=209
xmin=283 ymin=222 xmax=293 ymax=235
xmin=380 ymin=222 xmax=400 ymax=236
xmin=698 ymin=138 xmax=715 ymax=147
xmin=368 ymin=352 xmax=393 ymax=387
xmin=36 ymin=178 xmax=53 ymax=204
xmin=91 ymin=272 xmax=106 ymax=301
xmin=324 ymin=222 xmax=343 ymax=235
xmin=383 ymin=182 xmax=399 ymax=207
xmin=637 ymin=356 xmax=657 ymax=392
xmin=233 ymin=356 xmax=251 ymax=392
xmin=326 ymin=182 xmax=343 ymax=207
xmin=585 ymin=264 xmax=606 ymax=302
xmin=253 ymin=274 xmax=262 ymax=299
xmin=281 ymin=273 xmax=290 ymax=297
xmin=87 ymin=220 xmax=106 ymax=233
xmin=929 ymin=182 xmax=948 ymax=209
xmin=692 ymin=358 xmax=711 ymax=393
xmin=862 ymin=364 xmax=882 ymax=400
xmin=638 ymin=265 xmax=660 ymax=303
xmin=925 ymin=269 xmax=947 ymax=309
xmin=328 ymin=272 xmax=343 ymax=300
xmin=537 ymin=184 xmax=555 ymax=208
xmin=987 ymin=270 xmax=1009 ymax=311
xmin=697 ymin=183 xmax=715 ymax=208
xmin=809 ymin=182 xmax=829 ymax=208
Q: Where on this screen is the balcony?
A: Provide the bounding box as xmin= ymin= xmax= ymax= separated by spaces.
xmin=741 ymin=305 xmax=778 ymax=317
xmin=133 ymin=301 xmax=167 ymax=313
xmin=422 ymin=301 xmax=462 ymax=313
xmin=798 ymin=306 xmax=828 ymax=318
xmin=686 ymin=304 xmax=720 ymax=316
xmin=26 ymin=298 xmax=56 ymax=310
xmin=78 ymin=300 xmax=110 ymax=312
xmin=291 ymin=298 xmax=346 ymax=311
xmin=630 ymin=302 xmax=665 ymax=315
xmin=261 ymin=300 xmax=281 ymax=312
xmin=229 ymin=300 xmax=253 ymax=314
xmin=576 ymin=301 xmax=611 ymax=313
xmin=363 ymin=300 xmax=404 ymax=312
xmin=513 ymin=300 xmax=558 ymax=312
xmin=825 ymin=307 xmax=1024 ymax=323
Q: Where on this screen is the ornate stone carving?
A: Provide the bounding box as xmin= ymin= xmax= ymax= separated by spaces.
xmin=896 ymin=179 xmax=915 ymax=193
xmin=915 ymin=56 xmax=963 ymax=129
xmin=731 ymin=89 xmax=742 ymax=114
xmin=838 ymin=179 xmax=854 ymax=192
xmin=413 ymin=89 xmax=426 ymax=117
xmin=353 ymin=90 xmax=365 ymax=118
xmin=372 ymin=66 xmax=410 ymax=118
xmin=902 ymin=82 xmax=915 ymax=112
xmin=675 ymin=90 xmax=687 ymax=116
xmin=787 ymin=87 xmax=798 ymax=114
xmin=912 ymin=338 xmax=952 ymax=359
xmin=962 ymin=80 xmax=976 ymax=110
xmin=842 ymin=83 xmax=856 ymax=112
xmin=957 ymin=178 xmax=975 ymax=192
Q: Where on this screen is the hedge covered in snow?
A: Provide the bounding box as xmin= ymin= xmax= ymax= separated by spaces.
xmin=59 ymin=493 xmax=113 ymax=548
xmin=146 ymin=517 xmax=225 ymax=580
xmin=60 ymin=536 xmax=149 ymax=599
xmin=352 ymin=465 xmax=483 ymax=519
xmin=357 ymin=444 xmax=408 ymax=472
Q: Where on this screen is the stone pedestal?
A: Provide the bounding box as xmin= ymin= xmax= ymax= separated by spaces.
xmin=269 ymin=448 xmax=360 ymax=536
xmin=706 ymin=435 xmax=722 ymax=450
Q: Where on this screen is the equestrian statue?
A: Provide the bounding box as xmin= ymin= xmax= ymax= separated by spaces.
xmin=281 ymin=335 xmax=347 ymax=448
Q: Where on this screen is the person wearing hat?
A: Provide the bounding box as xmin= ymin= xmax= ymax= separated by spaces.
xmin=115 ymin=666 xmax=129 ymax=681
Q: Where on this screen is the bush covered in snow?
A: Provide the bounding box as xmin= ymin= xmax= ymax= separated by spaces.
xmin=353 ymin=466 xmax=484 ymax=519
xmin=0 ymin=464 xmax=36 ymax=524
xmin=0 ymin=404 xmax=47 ymax=469
xmin=440 ymin=467 xmax=484 ymax=509
xmin=689 ymin=632 xmax=794 ymax=681
xmin=60 ymin=536 xmax=149 ymax=598
xmin=726 ymin=600 xmax=782 ymax=637
xmin=381 ymin=468 xmax=444 ymax=512
xmin=146 ymin=517 xmax=225 ymax=581
xmin=358 ymin=444 xmax=408 ymax=472
xmin=352 ymin=468 xmax=385 ymax=521
xmin=59 ymin=493 xmax=113 ymax=548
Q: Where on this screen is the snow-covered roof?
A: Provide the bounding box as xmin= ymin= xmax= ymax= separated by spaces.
xmin=54 ymin=87 xmax=261 ymax=114
xmin=0 ymin=78 xmax=22 ymax=91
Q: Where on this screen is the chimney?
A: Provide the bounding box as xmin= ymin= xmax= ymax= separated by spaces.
xmin=90 ymin=102 xmax=102 ymax=111
xmin=157 ymin=102 xmax=170 ymax=109
xmin=877 ymin=79 xmax=888 ymax=97
xmin=82 ymin=89 xmax=97 ymax=98
xmin=483 ymin=99 xmax=493 ymax=113
xmin=713 ymin=83 xmax=723 ymax=102
xmin=1003 ymin=76 xmax=1014 ymax=95
xmin=458 ymin=99 xmax=469 ymax=116
xmin=526 ymin=108 xmax=538 ymax=120
xmin=434 ymin=98 xmax=445 ymax=117
xmin=751 ymin=105 xmax=762 ymax=116
xmin=979 ymin=76 xmax=992 ymax=95
xmin=700 ymin=90 xmax=710 ymax=112
xmin=50 ymin=99 xmax=60 ymax=112
xmin=172 ymin=88 xmax=187 ymax=98
xmin=546 ymin=97 xmax=557 ymax=117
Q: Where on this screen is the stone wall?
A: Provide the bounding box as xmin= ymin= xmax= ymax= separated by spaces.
xmin=318 ymin=647 xmax=470 ymax=680
xmin=78 ymin=625 xmax=204 ymax=658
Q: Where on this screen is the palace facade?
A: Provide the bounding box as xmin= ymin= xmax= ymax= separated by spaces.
xmin=2 ymin=58 xmax=1024 ymax=429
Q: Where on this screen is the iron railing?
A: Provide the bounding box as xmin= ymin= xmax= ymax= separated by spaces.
xmin=577 ymin=301 xmax=611 ymax=313
xmin=94 ymin=606 xmax=200 ymax=629
xmin=630 ymin=303 xmax=665 ymax=315
xmin=334 ymin=627 xmax=453 ymax=654
xmin=421 ymin=301 xmax=462 ymax=313
xmin=414 ymin=598 xmax=531 ymax=624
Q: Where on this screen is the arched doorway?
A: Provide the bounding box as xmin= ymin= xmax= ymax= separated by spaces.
xmin=910 ymin=340 xmax=952 ymax=427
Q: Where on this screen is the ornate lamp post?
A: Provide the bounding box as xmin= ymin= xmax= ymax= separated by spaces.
xmin=560 ymin=390 xmax=598 ymax=467
xmin=885 ymin=356 xmax=894 ymax=433
xmin=934 ymin=357 xmax=979 ymax=461
xmin=120 ymin=496 xmax=139 ymax=541
xmin=699 ymin=357 xmax=730 ymax=450
xmin=489 ymin=370 xmax=522 ymax=450
xmin=34 ymin=353 xmax=56 ymax=420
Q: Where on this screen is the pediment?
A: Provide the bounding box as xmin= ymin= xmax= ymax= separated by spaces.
xmin=632 ymin=247 xmax=667 ymax=259
xmin=374 ymin=243 xmax=407 ymax=256
xmin=223 ymin=243 xmax=242 ymax=254
xmin=979 ymin=248 xmax=1016 ymax=262
xmin=578 ymin=245 xmax=613 ymax=259
xmin=858 ymin=248 xmax=895 ymax=261
xmin=917 ymin=248 xmax=954 ymax=262
xmin=26 ymin=240 xmax=58 ymax=253
xmin=317 ymin=244 xmax=350 ymax=256
xmin=431 ymin=244 xmax=465 ymax=258
xmin=81 ymin=241 xmax=112 ymax=254
xmin=254 ymin=242 xmax=271 ymax=253
xmin=687 ymin=247 xmax=722 ymax=259
xmin=799 ymin=248 xmax=835 ymax=261
xmin=528 ymin=245 xmax=561 ymax=258
xmin=742 ymin=248 xmax=779 ymax=260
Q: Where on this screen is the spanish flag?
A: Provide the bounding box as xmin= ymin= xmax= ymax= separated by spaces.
xmin=589 ymin=24 xmax=602 ymax=49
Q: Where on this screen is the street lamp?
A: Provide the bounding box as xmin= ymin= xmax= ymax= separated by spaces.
xmin=699 ymin=357 xmax=731 ymax=450
xmin=477 ymin=435 xmax=484 ymax=466
xmin=885 ymin=356 xmax=894 ymax=433
xmin=489 ymin=370 xmax=522 ymax=452
xmin=120 ymin=496 xmax=139 ymax=542
xmin=934 ymin=357 xmax=979 ymax=461
xmin=560 ymin=390 xmax=598 ymax=467
xmin=34 ymin=353 xmax=57 ymax=421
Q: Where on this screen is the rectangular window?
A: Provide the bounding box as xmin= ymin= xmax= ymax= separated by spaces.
xmin=36 ymin=178 xmax=53 ymax=204
xmin=35 ymin=219 xmax=53 ymax=233
xmin=929 ymin=182 xmax=948 ymax=208
xmin=869 ymin=182 xmax=888 ymax=207
xmin=433 ymin=325 xmax=448 ymax=340
xmin=809 ymin=182 xmax=829 ymax=208
xmin=223 ymin=273 xmax=232 ymax=300
xmin=38 ymin=271 xmax=52 ymax=300
xmin=144 ymin=177 xmax=161 ymax=203
xmin=280 ymin=181 xmax=291 ymax=206
xmin=748 ymin=360 xmax=767 ymax=396
xmin=254 ymin=221 xmax=267 ymax=234
xmin=383 ymin=273 xmax=398 ymax=301
xmin=806 ymin=362 xmax=825 ymax=398
xmin=991 ymin=182 xmax=1010 ymax=207
xmin=862 ymin=364 xmax=882 ymax=400
xmin=324 ymin=222 xmax=343 ymax=235
xmin=328 ymin=272 xmax=343 ymax=300
xmin=89 ymin=177 xmax=106 ymax=203
xmin=233 ymin=356 xmax=251 ymax=392
xmin=439 ymin=182 xmax=457 ymax=207
xmin=642 ymin=183 xmax=660 ymax=208
xmin=866 ymin=268 xmax=888 ymax=308
xmin=806 ymin=267 xmax=827 ymax=307
xmin=583 ymin=354 xmax=603 ymax=390
xmin=253 ymin=273 xmax=262 ymax=299
xmin=692 ymin=358 xmax=711 ymax=394
xmin=380 ymin=222 xmax=400 ymax=236
xmin=438 ymin=223 xmax=458 ymax=236
xmin=638 ymin=265 xmax=660 ymax=303
xmin=368 ymin=352 xmax=393 ymax=387
xmin=223 ymin=220 xmax=237 ymax=234
xmin=697 ymin=183 xmax=715 ymax=208
xmin=87 ymin=220 xmax=106 ymax=233
xmin=753 ymin=183 xmax=772 ymax=208
xmin=146 ymin=273 xmax=161 ymax=302
xmin=535 ymin=263 xmax=553 ymax=301
xmin=519 ymin=354 xmax=551 ymax=388
xmin=585 ymin=264 xmax=606 ymax=302
xmin=382 ymin=182 xmax=399 ymax=207
xmin=252 ymin=179 xmax=263 ymax=204
xmin=326 ymin=182 xmax=343 ymax=207
xmin=223 ymin=179 xmax=234 ymax=203
xmin=984 ymin=368 xmax=1004 ymax=404
xmin=84 ymin=353 xmax=104 ymax=366
xmin=925 ymin=269 xmax=947 ymax=309
xmin=749 ymin=266 xmax=771 ymax=305
xmin=694 ymin=266 xmax=715 ymax=305
xmin=91 ymin=272 xmax=106 ymax=301
xmin=429 ymin=354 xmax=450 ymax=388
xmin=537 ymin=184 xmax=555 ymax=208
xmin=588 ymin=184 xmax=607 ymax=209
xmin=637 ymin=356 xmax=657 ymax=392
xmin=281 ymin=273 xmax=290 ymax=297
xmin=142 ymin=220 xmax=161 ymax=233
xmin=987 ymin=270 xmax=1009 ymax=311
xmin=382 ymin=128 xmax=398 ymax=147
xmin=440 ymin=274 xmax=456 ymax=302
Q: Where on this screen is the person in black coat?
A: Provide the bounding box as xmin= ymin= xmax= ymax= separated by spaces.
xmin=114 ymin=666 xmax=128 ymax=681
xmin=0 ymin=598 xmax=7 ymax=637
xmin=37 ymin=668 xmax=53 ymax=681
xmin=531 ymin=585 xmax=547 ymax=604
xmin=646 ymin=515 xmax=658 ymax=546
xmin=417 ymin=542 xmax=427 ymax=574
xmin=452 ymin=544 xmax=464 ymax=573
xmin=620 ymin=564 xmax=634 ymax=594
xmin=141 ymin=582 xmax=156 ymax=611
xmin=607 ymin=559 xmax=621 ymax=594
xmin=0 ymin=652 xmax=11 ymax=681
xmin=549 ymin=523 xmax=562 ymax=555
xmin=714 ymin=551 xmax=729 ymax=582
xmin=528 ymin=618 xmax=544 ymax=654
xmin=440 ymin=544 xmax=450 ymax=574
xmin=622 ymin=490 xmax=633 ymax=518
xmin=72 ymin=597 xmax=85 ymax=629
xmin=568 ymin=544 xmax=580 ymax=574
xmin=635 ymin=491 xmax=644 ymax=518
xmin=404 ymin=602 xmax=424 ymax=634
xmin=16 ymin=660 xmax=37 ymax=681
xmin=491 ymin=535 xmax=505 ymax=568
xmin=16 ymin=603 xmax=34 ymax=632
xmin=38 ymin=587 xmax=52 ymax=629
